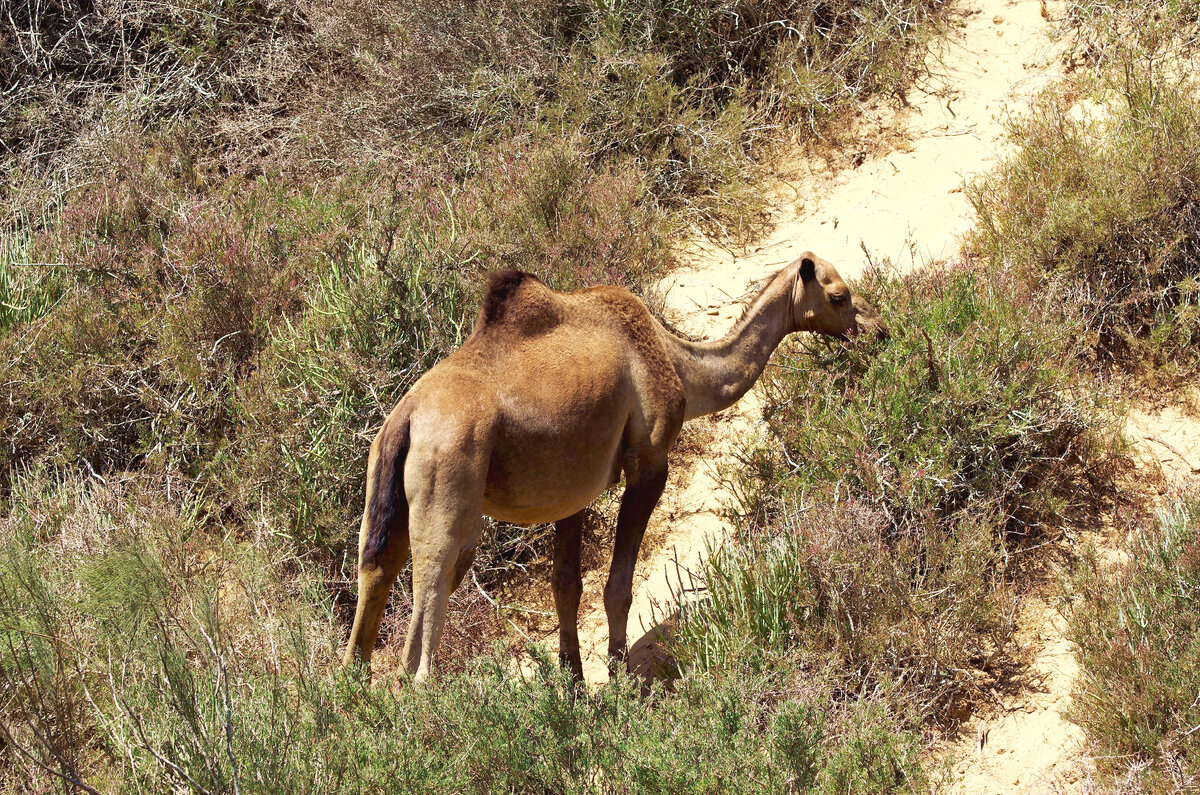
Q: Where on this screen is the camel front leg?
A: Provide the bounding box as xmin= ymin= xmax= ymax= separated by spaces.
xmin=604 ymin=467 xmax=668 ymax=676
xmin=552 ymin=509 xmax=586 ymax=683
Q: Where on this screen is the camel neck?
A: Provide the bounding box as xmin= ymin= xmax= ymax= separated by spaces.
xmin=665 ymin=268 xmax=796 ymax=420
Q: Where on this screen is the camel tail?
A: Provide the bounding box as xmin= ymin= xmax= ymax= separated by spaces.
xmin=361 ymin=409 xmax=411 ymax=566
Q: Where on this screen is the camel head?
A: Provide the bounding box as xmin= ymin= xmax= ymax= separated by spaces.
xmin=789 ymin=252 xmax=888 ymax=341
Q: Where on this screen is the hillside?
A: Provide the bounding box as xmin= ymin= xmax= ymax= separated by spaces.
xmin=4 ymin=0 xmax=1200 ymax=792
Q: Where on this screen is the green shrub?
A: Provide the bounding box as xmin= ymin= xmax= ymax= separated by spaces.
xmin=230 ymin=237 xmax=469 ymax=559
xmin=462 ymin=140 xmax=672 ymax=286
xmin=0 ymin=166 xmax=358 ymax=483
xmin=1065 ymin=0 xmax=1200 ymax=66
xmin=1067 ymin=493 xmax=1200 ymax=791
xmin=968 ymin=49 xmax=1200 ymax=381
xmin=0 ymin=468 xmax=927 ymax=794
xmin=0 ymin=235 xmax=66 ymax=339
xmin=676 ymin=262 xmax=1113 ymax=715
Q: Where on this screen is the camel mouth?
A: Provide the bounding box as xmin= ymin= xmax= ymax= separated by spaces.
xmin=842 ymin=320 xmax=889 ymax=343
xmin=855 ymin=313 xmax=889 ymax=342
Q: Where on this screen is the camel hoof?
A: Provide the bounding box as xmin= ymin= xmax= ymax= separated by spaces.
xmin=606 ymin=649 xmax=629 ymax=679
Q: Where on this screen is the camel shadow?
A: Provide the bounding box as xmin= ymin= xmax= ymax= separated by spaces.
xmin=622 ymin=553 xmax=712 ymax=688
xmin=626 ymin=614 xmax=682 ymax=685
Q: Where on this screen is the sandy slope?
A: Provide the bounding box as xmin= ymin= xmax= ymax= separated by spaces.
xmin=667 ymin=0 xmax=1067 ymax=288
xmin=526 ymin=0 xmax=1200 ymax=789
xmin=937 ymin=596 xmax=1092 ymax=793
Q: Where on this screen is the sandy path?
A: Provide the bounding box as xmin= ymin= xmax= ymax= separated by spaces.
xmin=938 ymin=596 xmax=1092 ymax=793
xmin=1126 ymin=397 xmax=1200 ymax=485
xmin=668 ymin=0 xmax=1068 ymax=287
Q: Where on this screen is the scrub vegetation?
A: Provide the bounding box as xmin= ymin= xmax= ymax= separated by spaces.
xmin=0 ymin=0 xmax=961 ymax=791
xmin=1068 ymin=494 xmax=1200 ymax=792
xmin=3 ymin=0 xmax=1200 ymax=791
xmin=677 ymin=262 xmax=1113 ymax=712
xmin=971 ymin=0 xmax=1200 ymax=384
xmin=966 ymin=0 xmax=1200 ymax=787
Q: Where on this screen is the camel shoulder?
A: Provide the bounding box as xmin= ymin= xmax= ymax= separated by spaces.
xmin=575 ymin=285 xmax=682 ymax=386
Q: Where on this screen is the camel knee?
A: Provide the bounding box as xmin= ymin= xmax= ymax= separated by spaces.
xmin=450 ymin=546 xmax=477 ymax=592
xmin=552 ymin=568 xmax=582 ymax=603
xmin=603 ymin=577 xmax=633 ymax=619
xmin=359 ymin=559 xmax=392 ymax=589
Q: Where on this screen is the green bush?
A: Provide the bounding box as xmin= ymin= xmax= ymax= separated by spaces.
xmin=230 ymin=238 xmax=469 ymax=559
xmin=969 ymin=48 xmax=1200 ymax=381
xmin=1068 ymin=494 xmax=1200 ymax=791
xmin=676 ymin=262 xmax=1113 ymax=714
xmin=0 ymin=234 xmax=66 ymax=338
xmin=0 ymin=470 xmax=926 ymax=794
xmin=1065 ymin=0 xmax=1200 ymax=66
xmin=0 ymin=166 xmax=358 ymax=483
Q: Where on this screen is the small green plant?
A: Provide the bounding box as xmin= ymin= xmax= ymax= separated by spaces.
xmin=0 ymin=240 xmax=66 ymax=338
xmin=1067 ymin=493 xmax=1200 ymax=791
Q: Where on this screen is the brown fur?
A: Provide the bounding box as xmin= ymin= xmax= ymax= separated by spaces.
xmin=343 ymin=252 xmax=887 ymax=681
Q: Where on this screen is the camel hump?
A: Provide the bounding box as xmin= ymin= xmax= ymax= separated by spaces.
xmin=474 ymin=270 xmax=561 ymax=334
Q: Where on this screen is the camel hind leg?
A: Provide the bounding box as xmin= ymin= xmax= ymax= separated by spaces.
xmin=344 ymin=511 xmax=409 ymax=668
xmin=402 ymin=516 xmax=482 ymax=681
xmin=400 ymin=440 xmax=487 ymax=682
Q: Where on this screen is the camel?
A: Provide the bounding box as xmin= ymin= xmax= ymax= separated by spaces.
xmin=342 ymin=252 xmax=888 ymax=682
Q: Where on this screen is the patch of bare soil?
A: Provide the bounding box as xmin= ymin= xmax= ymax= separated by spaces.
xmin=934 ymin=593 xmax=1093 ymax=793
xmin=1125 ymin=394 xmax=1200 ymax=485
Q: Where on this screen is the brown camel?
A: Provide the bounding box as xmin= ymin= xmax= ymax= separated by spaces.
xmin=342 ymin=252 xmax=887 ymax=681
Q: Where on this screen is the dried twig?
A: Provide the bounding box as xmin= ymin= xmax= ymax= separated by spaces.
xmin=1144 ymin=435 xmax=1200 ymax=472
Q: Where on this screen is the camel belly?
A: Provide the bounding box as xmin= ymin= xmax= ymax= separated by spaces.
xmin=481 ymin=421 xmax=625 ymax=526
xmin=482 ymin=492 xmax=610 ymax=526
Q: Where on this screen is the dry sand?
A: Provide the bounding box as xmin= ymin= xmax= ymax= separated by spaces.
xmin=1126 ymin=397 xmax=1200 ymax=485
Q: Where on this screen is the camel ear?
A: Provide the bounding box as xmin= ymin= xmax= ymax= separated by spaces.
xmin=799 ymin=257 xmax=816 ymax=284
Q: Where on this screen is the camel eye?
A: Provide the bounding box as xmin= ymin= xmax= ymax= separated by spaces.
xmin=830 ymin=293 xmax=849 ymax=307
